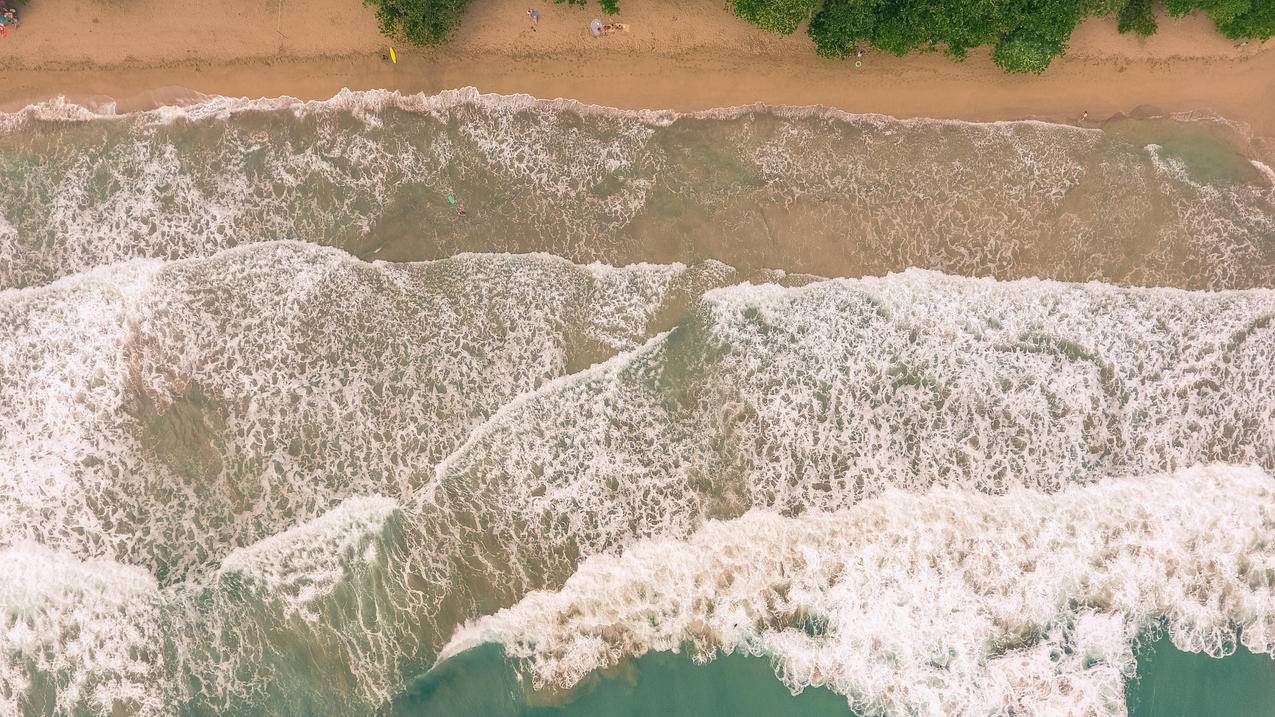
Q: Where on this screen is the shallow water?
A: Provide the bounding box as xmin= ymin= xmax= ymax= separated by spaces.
xmin=0 ymin=91 xmax=1272 ymax=717
xmin=393 ymin=644 xmax=856 ymax=717
xmin=394 ymin=638 xmax=1275 ymax=717
xmin=1 ymin=90 xmax=1273 ymax=290
xmin=1126 ymin=638 xmax=1275 ymax=717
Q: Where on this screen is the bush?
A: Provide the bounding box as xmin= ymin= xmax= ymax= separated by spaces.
xmin=364 ymin=0 xmax=470 ymax=45
xmin=1118 ymin=0 xmax=1158 ymax=34
xmin=1080 ymin=0 xmax=1127 ymax=14
xmin=733 ymin=0 xmax=821 ymax=34
xmin=1169 ymin=0 xmax=1275 ymax=38
xmin=1166 ymin=0 xmax=1245 ymax=24
xmin=553 ymin=0 xmax=620 ymax=14
xmin=807 ymin=0 xmax=878 ymax=56
xmin=992 ymin=32 xmax=1065 ymax=73
xmin=361 ymin=0 xmax=1273 ymax=63
xmin=1217 ymin=0 xmax=1275 ymax=38
xmin=808 ymin=0 xmax=1077 ymax=68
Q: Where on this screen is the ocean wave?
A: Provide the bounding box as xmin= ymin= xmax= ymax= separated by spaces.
xmin=0 ymin=87 xmax=1097 ymax=130
xmin=440 ymin=464 xmax=1275 ymax=717
xmin=0 ymin=542 xmax=166 ymax=716
xmin=0 ymin=243 xmax=737 ymax=583
xmin=8 ymin=464 xmax=1270 ymax=716
xmin=3 ymin=247 xmax=1275 ymax=714
xmin=407 ymin=266 xmax=1275 ymax=646
xmin=0 ymin=496 xmax=416 ymax=716
xmin=1 ymin=89 xmax=1271 ymax=291
xmin=4 ymin=88 xmax=1262 ymax=139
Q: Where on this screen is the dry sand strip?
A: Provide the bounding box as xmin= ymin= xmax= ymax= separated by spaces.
xmin=1 ymin=0 xmax=1273 ymax=137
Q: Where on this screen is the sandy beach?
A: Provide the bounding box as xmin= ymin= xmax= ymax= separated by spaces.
xmin=1 ymin=0 xmax=1274 ymax=138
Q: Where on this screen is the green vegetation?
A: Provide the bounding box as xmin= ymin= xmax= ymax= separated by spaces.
xmin=734 ymin=0 xmax=821 ymax=33
xmin=364 ymin=0 xmax=1275 ymax=71
xmin=1168 ymin=0 xmax=1275 ymax=38
xmin=1118 ymin=0 xmax=1158 ymax=35
xmin=806 ymin=0 xmax=1080 ymax=72
xmin=790 ymin=0 xmax=1269 ymax=71
xmin=762 ymin=0 xmax=1275 ymax=73
xmin=363 ymin=0 xmax=471 ymax=45
xmin=551 ymin=0 xmax=620 ymax=15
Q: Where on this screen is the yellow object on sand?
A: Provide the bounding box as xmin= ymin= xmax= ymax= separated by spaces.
xmin=389 ymin=47 xmax=398 ymax=63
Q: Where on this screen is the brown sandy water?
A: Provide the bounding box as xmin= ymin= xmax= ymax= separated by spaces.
xmin=2 ymin=92 xmax=1274 ymax=717
xmin=1 ymin=91 xmax=1272 ymax=290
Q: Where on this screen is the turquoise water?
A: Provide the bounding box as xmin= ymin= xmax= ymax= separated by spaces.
xmin=393 ymin=645 xmax=856 ymax=717
xmin=395 ymin=638 xmax=1275 ymax=717
xmin=1127 ymin=638 xmax=1275 ymax=717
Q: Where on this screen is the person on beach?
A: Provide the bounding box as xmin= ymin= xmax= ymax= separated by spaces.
xmin=590 ymin=20 xmax=628 ymax=37
xmin=527 ymin=8 xmax=539 ymax=31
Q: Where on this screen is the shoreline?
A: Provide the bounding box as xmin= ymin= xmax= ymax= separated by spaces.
xmin=8 ymin=81 xmax=1273 ymax=198
xmin=0 ymin=0 xmax=1273 ymax=139
xmin=5 ymin=46 xmax=1275 ymax=130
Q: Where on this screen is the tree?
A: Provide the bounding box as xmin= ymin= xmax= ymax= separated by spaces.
xmin=1118 ymin=0 xmax=1158 ymax=35
xmin=993 ymin=32 xmax=1064 ymax=72
xmin=363 ymin=0 xmax=471 ymax=46
xmin=734 ymin=0 xmax=822 ymax=34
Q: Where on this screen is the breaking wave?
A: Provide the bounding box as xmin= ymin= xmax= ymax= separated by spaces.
xmin=2 ymin=243 xmax=1274 ymax=715
xmin=0 ymin=242 xmax=739 ymax=582
xmin=2 ymin=89 xmax=1272 ymax=290
xmin=441 ymin=465 xmax=1275 ymax=716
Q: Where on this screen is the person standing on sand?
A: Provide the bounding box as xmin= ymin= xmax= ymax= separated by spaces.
xmin=590 ymin=18 xmax=602 ymax=37
xmin=528 ymin=8 xmax=540 ymax=31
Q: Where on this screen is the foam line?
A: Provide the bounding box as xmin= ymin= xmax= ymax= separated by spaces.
xmin=441 ymin=465 xmax=1275 ymax=717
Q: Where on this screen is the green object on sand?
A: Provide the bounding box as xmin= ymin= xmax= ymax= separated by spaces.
xmin=447 ymin=195 xmax=457 ymax=204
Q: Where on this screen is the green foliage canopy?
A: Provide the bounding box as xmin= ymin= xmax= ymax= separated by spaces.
xmin=734 ymin=0 xmax=821 ymax=33
xmin=1166 ymin=0 xmax=1275 ymax=38
xmin=1118 ymin=0 xmax=1158 ymax=35
xmin=796 ymin=0 xmax=1272 ymax=71
xmin=364 ymin=0 xmax=471 ymax=45
xmin=364 ymin=0 xmax=1275 ymax=72
xmin=805 ymin=0 xmax=1080 ymax=71
xmin=550 ymin=0 xmax=619 ymax=14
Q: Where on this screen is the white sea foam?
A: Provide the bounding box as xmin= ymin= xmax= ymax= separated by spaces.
xmin=391 ymin=266 xmax=1275 ymax=709
xmin=0 ymin=88 xmax=1099 ymax=130
xmin=2 ymin=252 xmax=1274 ymax=715
xmin=188 ymin=495 xmax=417 ymax=712
xmin=0 ymin=543 xmax=166 ymax=716
xmin=441 ymin=465 xmax=1275 ymax=717
xmin=4 ymin=89 xmax=1272 ymax=291
xmin=217 ymin=495 xmax=400 ymax=619
xmin=1143 ymin=145 xmax=1275 ymax=288
xmin=2 ymin=495 xmax=410 ymax=716
xmin=1254 ymin=160 xmax=1275 ymax=188
xmin=0 ymin=243 xmax=731 ymax=581
xmin=422 ymin=269 xmax=1275 ymax=602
